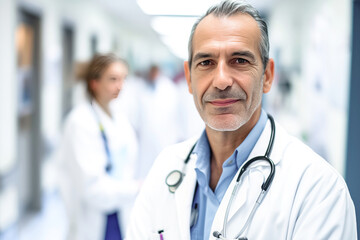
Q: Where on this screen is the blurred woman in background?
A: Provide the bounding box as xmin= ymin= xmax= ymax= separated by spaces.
xmin=57 ymin=53 xmax=138 ymax=240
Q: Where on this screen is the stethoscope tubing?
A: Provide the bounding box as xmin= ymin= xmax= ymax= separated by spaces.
xmin=91 ymin=101 xmax=113 ymax=173
xmin=221 ymin=114 xmax=276 ymax=239
xmin=165 ymin=114 xmax=276 ymax=239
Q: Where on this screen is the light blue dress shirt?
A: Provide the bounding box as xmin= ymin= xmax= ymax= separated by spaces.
xmin=190 ymin=109 xmax=268 ymax=240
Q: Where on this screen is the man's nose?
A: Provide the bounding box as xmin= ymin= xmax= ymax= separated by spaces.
xmin=212 ymin=61 xmax=233 ymax=90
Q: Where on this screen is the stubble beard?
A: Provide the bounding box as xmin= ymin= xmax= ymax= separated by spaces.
xmin=204 ymin=98 xmax=261 ymax=132
xmin=197 ymin=79 xmax=264 ymax=132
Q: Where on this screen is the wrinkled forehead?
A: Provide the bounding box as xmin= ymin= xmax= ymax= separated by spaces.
xmin=192 ymin=13 xmax=262 ymax=57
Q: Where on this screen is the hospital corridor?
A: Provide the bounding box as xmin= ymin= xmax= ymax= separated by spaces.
xmin=0 ymin=0 xmax=359 ymax=239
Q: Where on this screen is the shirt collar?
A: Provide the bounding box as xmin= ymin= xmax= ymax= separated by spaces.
xmin=193 ymin=130 xmax=211 ymax=187
xmin=193 ymin=109 xmax=268 ymax=181
xmin=233 ymin=109 xmax=268 ymax=168
xmin=91 ymin=99 xmax=115 ymax=125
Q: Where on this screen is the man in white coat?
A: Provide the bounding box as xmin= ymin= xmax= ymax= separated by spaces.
xmin=126 ymin=1 xmax=357 ymax=239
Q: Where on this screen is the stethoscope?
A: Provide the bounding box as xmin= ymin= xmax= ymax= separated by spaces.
xmin=91 ymin=101 xmax=113 ymax=173
xmin=165 ymin=114 xmax=276 ymax=240
xmin=165 ymin=143 xmax=197 ymax=193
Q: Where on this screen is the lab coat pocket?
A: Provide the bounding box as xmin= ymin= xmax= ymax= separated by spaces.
xmin=149 ymin=229 xmax=167 ymax=240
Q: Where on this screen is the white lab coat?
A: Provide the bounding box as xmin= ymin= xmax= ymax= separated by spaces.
xmin=126 ymin=119 xmax=357 ymax=240
xmin=57 ymin=100 xmax=139 ymax=240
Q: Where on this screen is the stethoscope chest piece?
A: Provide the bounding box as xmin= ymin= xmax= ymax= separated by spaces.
xmin=165 ymin=170 xmax=183 ymax=193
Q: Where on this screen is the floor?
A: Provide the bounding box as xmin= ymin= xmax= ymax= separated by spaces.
xmin=1 ymin=191 xmax=67 ymax=240
xmin=0 ymin=157 xmax=68 ymax=240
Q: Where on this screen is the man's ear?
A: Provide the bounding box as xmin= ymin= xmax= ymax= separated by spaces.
xmin=263 ymin=58 xmax=275 ymax=93
xmin=184 ymin=61 xmax=193 ymax=94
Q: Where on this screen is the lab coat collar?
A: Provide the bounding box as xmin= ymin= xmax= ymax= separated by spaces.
xmin=174 ymin=144 xmax=198 ymax=240
xmin=247 ymin=117 xmax=283 ymax=165
xmin=91 ymin=99 xmax=114 ymax=128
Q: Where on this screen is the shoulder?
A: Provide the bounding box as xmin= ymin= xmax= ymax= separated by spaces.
xmin=290 ymin=136 xmax=346 ymax=187
xmin=145 ymin=137 xmax=199 ymax=179
xmin=274 ymin=121 xmax=348 ymax=191
xmin=65 ymin=101 xmax=91 ymax=119
xmin=63 ymin=102 xmax=96 ymax=133
xmin=271 ymin=124 xmax=356 ymax=238
xmin=156 ymin=137 xmax=198 ymax=163
xmin=268 ymin=121 xmax=354 ymax=223
xmin=138 ymin=137 xmax=199 ymax=202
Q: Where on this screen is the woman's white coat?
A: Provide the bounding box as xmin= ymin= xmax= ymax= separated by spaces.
xmin=57 ymin=100 xmax=139 ymax=240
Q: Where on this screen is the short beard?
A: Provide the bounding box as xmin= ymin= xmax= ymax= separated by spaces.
xmin=205 ymin=84 xmax=263 ymax=132
xmin=205 ymin=116 xmax=248 ymax=132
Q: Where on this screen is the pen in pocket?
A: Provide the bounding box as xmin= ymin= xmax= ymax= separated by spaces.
xmin=158 ymin=229 xmax=164 ymax=240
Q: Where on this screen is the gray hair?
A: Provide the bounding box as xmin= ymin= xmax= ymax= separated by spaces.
xmin=188 ymin=0 xmax=269 ymax=70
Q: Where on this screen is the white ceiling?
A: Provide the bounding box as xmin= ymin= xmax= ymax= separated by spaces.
xmin=99 ymin=0 xmax=275 ymax=60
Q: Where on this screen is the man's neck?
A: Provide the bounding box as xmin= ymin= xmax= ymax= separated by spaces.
xmin=207 ymin=109 xmax=261 ymax=191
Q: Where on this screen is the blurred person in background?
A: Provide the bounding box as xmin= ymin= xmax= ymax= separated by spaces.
xmin=56 ymin=53 xmax=139 ymax=240
xmin=120 ymin=64 xmax=182 ymax=180
xmin=173 ymin=70 xmax=204 ymax=140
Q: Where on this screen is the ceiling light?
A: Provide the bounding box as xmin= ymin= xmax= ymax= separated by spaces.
xmin=137 ymin=0 xmax=220 ymax=16
xmin=151 ymin=16 xmax=198 ymax=60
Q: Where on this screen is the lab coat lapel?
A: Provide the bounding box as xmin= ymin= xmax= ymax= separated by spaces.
xmin=174 ymin=153 xmax=197 ymax=240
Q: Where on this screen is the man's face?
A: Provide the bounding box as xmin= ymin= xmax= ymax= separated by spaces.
xmin=184 ymin=13 xmax=273 ymax=132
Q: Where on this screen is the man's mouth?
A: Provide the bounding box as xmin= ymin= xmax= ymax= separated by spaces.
xmin=209 ymin=99 xmax=239 ymax=107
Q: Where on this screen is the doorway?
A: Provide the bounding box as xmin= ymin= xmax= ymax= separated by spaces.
xmin=16 ymin=7 xmax=42 ymax=214
xmin=346 ymin=0 xmax=360 ymax=236
xmin=61 ymin=24 xmax=75 ymax=119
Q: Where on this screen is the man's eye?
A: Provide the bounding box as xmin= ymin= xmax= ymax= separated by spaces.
xmin=199 ymin=60 xmax=211 ymax=66
xmin=234 ymin=58 xmax=249 ymax=64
